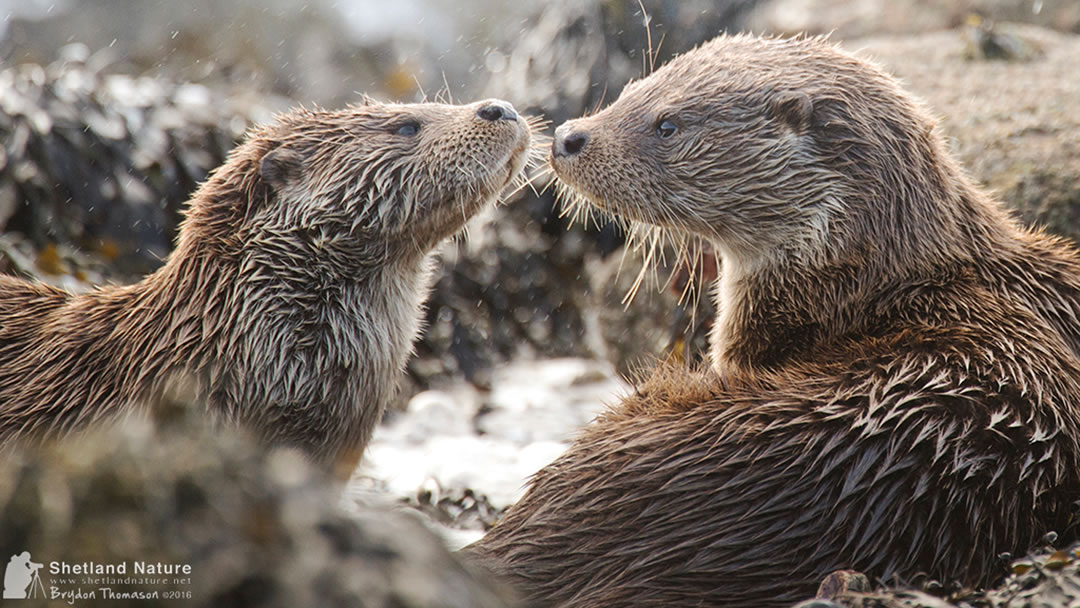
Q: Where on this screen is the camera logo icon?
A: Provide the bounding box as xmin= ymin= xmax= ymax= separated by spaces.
xmin=3 ymin=552 xmax=46 ymax=600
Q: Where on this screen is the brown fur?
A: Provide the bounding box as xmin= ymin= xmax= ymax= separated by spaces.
xmin=465 ymin=34 xmax=1080 ymax=606
xmin=0 ymin=99 xmax=534 ymax=468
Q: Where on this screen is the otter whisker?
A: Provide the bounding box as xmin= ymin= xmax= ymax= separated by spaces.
xmin=623 ymin=237 xmax=656 ymax=307
xmin=654 ymin=32 xmax=667 ymax=72
xmin=591 ymin=83 xmax=610 ymax=116
xmin=553 ymin=183 xmax=607 ymax=233
xmin=525 ymin=114 xmax=553 ymax=132
xmin=411 ymin=75 xmax=428 ymax=102
xmin=440 ymin=72 xmax=454 ymax=105
xmin=636 ymin=0 xmax=656 ymax=76
xmin=509 ymin=167 xmax=553 ymax=200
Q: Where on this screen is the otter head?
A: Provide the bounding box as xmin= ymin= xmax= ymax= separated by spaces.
xmin=551 ymin=34 xmax=957 ymax=273
xmin=161 ymin=99 xmax=536 ymax=464
xmin=183 ymin=98 xmax=534 ymax=271
xmin=550 ymin=34 xmax=982 ymax=375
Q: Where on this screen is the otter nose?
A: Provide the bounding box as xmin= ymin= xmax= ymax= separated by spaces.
xmin=553 ymin=124 xmax=588 ymax=158
xmin=477 ymin=101 xmax=519 ymax=122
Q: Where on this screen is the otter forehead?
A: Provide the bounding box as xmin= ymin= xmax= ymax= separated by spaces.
xmin=612 ymin=34 xmax=902 ymax=120
xmin=257 ymin=100 xmax=524 ymax=158
xmin=264 ymin=102 xmax=501 ymax=134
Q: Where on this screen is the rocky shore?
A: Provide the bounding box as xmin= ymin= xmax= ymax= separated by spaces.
xmin=2 ymin=0 xmax=1080 ymax=606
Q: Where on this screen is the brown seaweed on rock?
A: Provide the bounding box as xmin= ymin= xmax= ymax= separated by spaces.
xmin=0 ymin=399 xmax=518 ymax=608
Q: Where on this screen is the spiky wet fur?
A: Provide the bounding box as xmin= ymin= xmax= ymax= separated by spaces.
xmin=0 ymin=99 xmax=542 ymax=468
xmin=466 ymin=34 xmax=1080 ymax=606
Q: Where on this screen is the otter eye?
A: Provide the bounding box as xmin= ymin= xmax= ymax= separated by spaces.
xmin=394 ymin=121 xmax=421 ymax=137
xmin=656 ymin=119 xmax=679 ymax=139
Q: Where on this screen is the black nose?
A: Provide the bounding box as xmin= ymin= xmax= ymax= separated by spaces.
xmin=477 ymin=101 xmax=518 ymax=122
xmin=553 ymin=124 xmax=588 ymax=158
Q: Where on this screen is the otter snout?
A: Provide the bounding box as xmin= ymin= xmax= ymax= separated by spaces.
xmin=476 ymin=100 xmax=519 ymax=123
xmin=552 ymin=123 xmax=588 ymax=158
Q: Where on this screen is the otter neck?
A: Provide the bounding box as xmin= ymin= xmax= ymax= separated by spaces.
xmin=0 ymin=242 xmax=229 ymax=440
xmin=95 ymin=242 xmax=232 ymax=401
xmin=708 ymin=176 xmax=1019 ymax=377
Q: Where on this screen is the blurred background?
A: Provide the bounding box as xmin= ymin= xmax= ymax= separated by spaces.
xmin=3 ymin=0 xmax=1077 ymax=107
xmin=1 ymin=0 xmax=1079 ymax=540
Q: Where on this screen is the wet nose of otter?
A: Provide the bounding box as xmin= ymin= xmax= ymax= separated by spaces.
xmin=553 ymin=124 xmax=588 ymax=158
xmin=477 ymin=101 xmax=519 ymax=122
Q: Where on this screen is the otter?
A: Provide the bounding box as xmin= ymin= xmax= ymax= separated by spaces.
xmin=0 ymin=98 xmax=535 ymax=472
xmin=465 ymin=34 xmax=1080 ymax=606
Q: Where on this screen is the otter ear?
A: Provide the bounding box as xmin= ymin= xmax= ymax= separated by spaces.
xmin=259 ymin=148 xmax=303 ymax=191
xmin=769 ymin=91 xmax=814 ymax=134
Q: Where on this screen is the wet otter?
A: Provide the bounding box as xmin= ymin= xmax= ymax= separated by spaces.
xmin=466 ymin=34 xmax=1080 ymax=606
xmin=0 ymin=98 xmax=535 ymax=471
